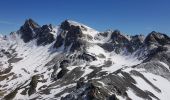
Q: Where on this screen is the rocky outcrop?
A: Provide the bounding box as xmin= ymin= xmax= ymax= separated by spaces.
xmin=62 ymin=79 xmax=119 ymax=100
xmin=60 ymin=20 xmax=73 ymax=30
xmin=36 ymin=24 xmax=55 ymax=45
xmin=54 ymin=20 xmax=86 ymax=52
xmin=107 ymin=30 xmax=133 ymax=53
xmin=18 ymin=19 xmax=40 ymax=43
xmin=136 ymin=61 xmax=170 ymax=80
xmin=18 ymin=19 xmax=55 ymax=45
xmin=110 ymin=30 xmax=130 ymax=45
xmin=144 ymin=31 xmax=170 ymax=46
xmin=28 ymin=75 xmax=39 ymax=96
xmin=130 ymin=35 xmax=145 ymax=51
xmin=51 ymin=60 xmax=70 ymax=80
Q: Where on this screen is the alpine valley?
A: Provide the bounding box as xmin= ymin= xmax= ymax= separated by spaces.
xmin=0 ymin=19 xmax=170 ymax=100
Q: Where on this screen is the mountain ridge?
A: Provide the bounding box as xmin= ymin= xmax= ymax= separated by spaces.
xmin=0 ymin=18 xmax=170 ymax=100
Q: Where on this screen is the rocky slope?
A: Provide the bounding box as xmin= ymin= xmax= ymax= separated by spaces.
xmin=0 ymin=19 xmax=170 ymax=100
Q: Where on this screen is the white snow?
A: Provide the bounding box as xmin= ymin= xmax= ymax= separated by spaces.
xmin=86 ymin=44 xmax=106 ymax=56
xmin=97 ymin=81 xmax=107 ymax=87
xmin=131 ymin=72 xmax=170 ymax=100
xmin=102 ymin=52 xmax=141 ymax=73
xmin=159 ymin=61 xmax=169 ymax=70
xmin=0 ymin=35 xmax=64 ymax=98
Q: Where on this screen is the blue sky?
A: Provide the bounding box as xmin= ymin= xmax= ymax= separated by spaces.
xmin=0 ymin=0 xmax=170 ymax=35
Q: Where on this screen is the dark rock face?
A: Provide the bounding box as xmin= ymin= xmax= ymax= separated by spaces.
xmin=136 ymin=61 xmax=170 ymax=80
xmin=98 ymin=43 xmax=114 ymax=52
xmin=62 ymin=81 xmax=119 ymax=100
xmin=54 ymin=31 xmax=65 ymax=48
xmin=133 ymin=31 xmax=170 ymax=62
xmin=99 ymin=32 xmax=109 ymax=37
xmin=98 ymin=30 xmax=170 ymax=55
xmin=62 ymin=70 xmax=157 ymax=100
xmin=28 ymin=75 xmax=39 ymax=96
xmin=54 ymin=20 xmax=88 ymax=53
xmin=60 ymin=20 xmax=72 ymax=30
xmin=148 ymin=46 xmax=168 ymax=57
xmin=149 ymin=52 xmax=170 ymax=67
xmin=56 ymin=60 xmax=70 ymax=79
xmin=99 ymin=32 xmax=144 ymax=53
xmin=18 ymin=19 xmax=55 ymax=45
xmin=98 ymin=30 xmax=145 ymax=53
xmin=76 ymin=77 xmax=85 ymax=89
xmin=64 ymin=26 xmax=84 ymax=51
xmin=60 ymin=67 xmax=84 ymax=84
xmin=109 ymin=30 xmax=133 ymax=53
xmin=144 ymin=31 xmax=170 ymax=46
xmin=130 ymin=35 xmax=144 ymax=51
xmin=51 ymin=59 xmax=71 ymax=80
xmin=99 ymin=30 xmax=170 ymax=55
xmin=54 ymin=26 xmax=85 ymax=52
xmin=60 ymin=60 xmax=70 ymax=68
xmin=4 ymin=87 xmax=20 ymax=100
xmin=110 ymin=30 xmax=130 ymax=45
xmin=97 ymin=72 xmax=160 ymax=100
xmin=57 ymin=68 xmax=69 ymax=79
xmin=51 ymin=64 xmax=59 ymax=80
xmin=36 ymin=25 xmax=55 ymax=45
xmin=78 ymin=53 xmax=97 ymax=61
xmin=19 ymin=19 xmax=40 ymax=43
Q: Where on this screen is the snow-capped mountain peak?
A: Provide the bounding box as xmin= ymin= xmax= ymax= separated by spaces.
xmin=0 ymin=19 xmax=170 ymax=100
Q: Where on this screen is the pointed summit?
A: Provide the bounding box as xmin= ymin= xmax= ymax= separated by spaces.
xmin=60 ymin=20 xmax=72 ymax=30
xmin=18 ymin=19 xmax=40 ymax=43
xmin=110 ymin=30 xmax=130 ymax=44
xmin=60 ymin=20 xmax=93 ymax=31
xmin=144 ymin=31 xmax=170 ymax=45
xmin=60 ymin=20 xmax=84 ymax=30
xmin=54 ymin=20 xmax=84 ymax=52
xmin=24 ymin=18 xmax=40 ymax=29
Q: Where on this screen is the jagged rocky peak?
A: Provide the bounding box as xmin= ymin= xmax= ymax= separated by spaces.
xmin=130 ymin=34 xmax=145 ymax=50
xmin=60 ymin=20 xmax=81 ymax=31
xmin=24 ymin=18 xmax=41 ymax=29
xmin=17 ymin=18 xmax=56 ymax=45
xmin=60 ymin=20 xmax=72 ymax=30
xmin=110 ymin=30 xmax=130 ymax=44
xmin=36 ymin=24 xmax=55 ymax=46
xmin=97 ymin=30 xmax=132 ymax=53
xmin=54 ymin=20 xmax=92 ymax=52
xmin=60 ymin=20 xmax=88 ymax=31
xmin=144 ymin=31 xmax=170 ymax=46
xmin=131 ymin=34 xmax=145 ymax=43
xmin=18 ymin=18 xmax=41 ymax=43
xmin=41 ymin=24 xmax=53 ymax=32
xmin=21 ymin=18 xmax=40 ymax=32
xmin=107 ymin=30 xmax=134 ymax=53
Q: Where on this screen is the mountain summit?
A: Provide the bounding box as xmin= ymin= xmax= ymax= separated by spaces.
xmin=18 ymin=19 xmax=40 ymax=42
xmin=0 ymin=19 xmax=170 ymax=100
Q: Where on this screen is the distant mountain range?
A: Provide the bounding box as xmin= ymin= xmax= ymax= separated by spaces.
xmin=0 ymin=19 xmax=170 ymax=100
